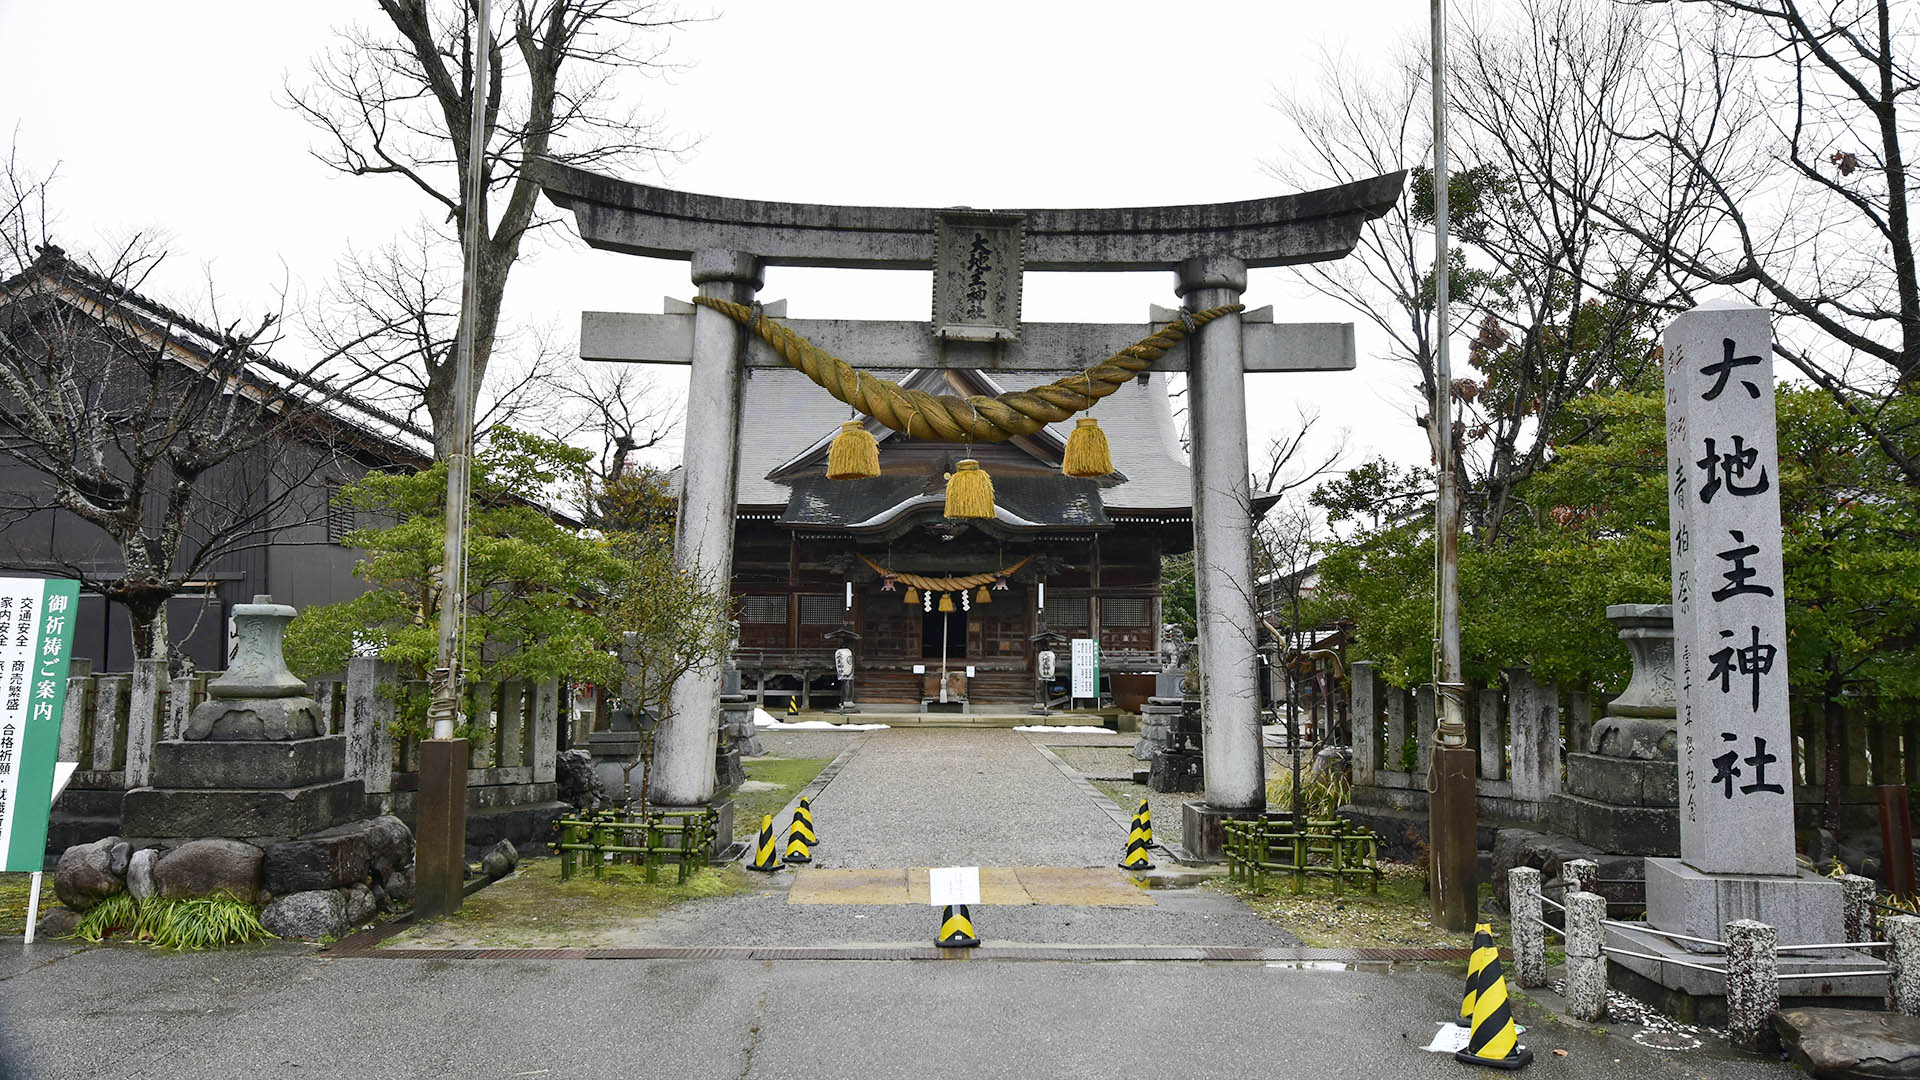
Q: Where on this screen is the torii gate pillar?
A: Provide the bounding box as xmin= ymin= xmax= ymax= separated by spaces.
xmin=656 ymin=250 xmax=761 ymax=808
xmin=1177 ymin=255 xmax=1266 ymax=850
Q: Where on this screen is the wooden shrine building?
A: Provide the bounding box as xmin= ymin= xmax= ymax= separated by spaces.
xmin=725 ymin=363 xmax=1194 ymax=712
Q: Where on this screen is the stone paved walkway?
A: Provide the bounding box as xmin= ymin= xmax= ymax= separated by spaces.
xmin=802 ymin=727 xmax=1127 ymax=869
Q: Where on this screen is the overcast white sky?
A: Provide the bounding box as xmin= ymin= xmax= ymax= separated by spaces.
xmin=0 ymin=0 xmax=1439 ymax=475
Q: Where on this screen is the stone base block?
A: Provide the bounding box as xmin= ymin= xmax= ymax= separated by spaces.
xmin=121 ymin=778 xmax=367 ymax=841
xmin=1564 ymin=752 xmax=1680 ymax=806
xmin=1605 ymin=922 xmax=1885 ymax=1026
xmin=1551 ymin=792 xmax=1679 ymax=856
xmin=1149 ymin=750 xmax=1203 ymax=793
xmin=716 ymin=746 xmax=746 ymax=791
xmin=1181 ymin=801 xmax=1261 ymax=863
xmin=459 ymin=801 xmax=572 ymax=862
xmin=1645 ymin=856 xmax=1844 ymax=953
xmin=152 ymin=735 xmax=347 ymax=790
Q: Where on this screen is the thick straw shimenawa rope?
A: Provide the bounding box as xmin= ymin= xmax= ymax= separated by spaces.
xmin=859 ymin=554 xmax=1031 ymax=593
xmin=691 ymin=297 xmax=1243 ymax=443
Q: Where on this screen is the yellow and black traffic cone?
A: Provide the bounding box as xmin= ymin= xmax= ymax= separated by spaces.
xmin=782 ymin=810 xmax=814 ymax=864
xmin=1118 ymin=802 xmax=1155 ymax=870
xmin=1458 ymin=925 xmax=1494 ymax=1026
xmin=1454 ymin=923 xmax=1532 ymax=1070
xmin=935 ymin=904 xmax=981 ymax=948
xmin=795 ymin=797 xmax=818 ymax=848
xmin=747 ymin=814 xmax=781 ymax=872
xmin=1137 ymin=798 xmax=1154 ymax=846
xmin=786 ymin=696 xmax=800 ymax=716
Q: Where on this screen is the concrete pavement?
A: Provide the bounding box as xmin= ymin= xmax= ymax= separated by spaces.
xmin=0 ymin=942 xmax=1801 ymax=1080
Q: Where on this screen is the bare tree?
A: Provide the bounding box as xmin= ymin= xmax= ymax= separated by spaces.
xmin=1610 ymin=0 xmax=1920 ymax=480
xmin=0 ymin=157 xmax=419 ymax=660
xmin=287 ymin=0 xmax=693 ymax=456
xmin=1268 ymin=0 xmax=1674 ymax=542
xmin=542 ymin=362 xmax=679 ymax=523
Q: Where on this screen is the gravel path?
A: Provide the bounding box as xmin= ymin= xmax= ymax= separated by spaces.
xmin=803 ymin=728 xmax=1129 ymax=869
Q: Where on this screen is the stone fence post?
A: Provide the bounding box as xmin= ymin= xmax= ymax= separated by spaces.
xmin=1509 ymin=867 xmax=1546 ymax=988
xmin=532 ymin=680 xmax=560 ymax=784
xmin=1475 ymin=688 xmax=1505 ymax=781
xmin=1564 ymin=890 xmax=1608 ymax=1022
xmin=1505 ymin=667 xmax=1562 ymax=805
xmin=123 ymin=658 xmax=167 ymax=788
xmin=1839 ymin=874 xmax=1877 ymax=943
xmin=498 ymin=680 xmax=527 ymax=769
xmin=89 ymin=674 xmax=129 ymax=772
xmin=1563 ymin=857 xmax=1598 ymax=895
xmin=1384 ymin=686 xmax=1409 ymax=772
xmin=56 ymin=661 xmax=92 ymax=764
xmin=1888 ymin=915 xmax=1920 ymax=1016
xmin=1349 ymin=661 xmax=1379 ymax=787
xmin=1413 ymin=684 xmax=1435 ymax=777
xmin=344 ymin=657 xmax=397 ymax=801
xmin=1725 ymin=919 xmax=1780 ymax=1053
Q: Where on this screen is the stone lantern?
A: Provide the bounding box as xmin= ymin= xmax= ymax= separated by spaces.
xmin=1552 ymin=603 xmax=1680 ymax=855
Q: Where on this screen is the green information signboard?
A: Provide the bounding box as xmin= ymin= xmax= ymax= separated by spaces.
xmin=1 ymin=578 xmax=80 ymax=874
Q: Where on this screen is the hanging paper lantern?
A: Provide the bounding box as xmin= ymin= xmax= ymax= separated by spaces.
xmin=904 ymin=586 xmax=919 ymax=605
xmin=1062 ymin=417 xmax=1114 ymax=478
xmin=938 ymin=592 xmax=955 ymax=613
xmin=976 ymin=585 xmax=991 ymax=604
xmin=827 ymin=420 xmax=881 ymax=480
xmin=943 ymin=459 xmax=995 ymax=519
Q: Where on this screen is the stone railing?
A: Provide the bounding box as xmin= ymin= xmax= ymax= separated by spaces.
xmin=1347 ymin=661 xmax=1586 ymax=825
xmin=50 ymin=656 xmax=561 ymax=844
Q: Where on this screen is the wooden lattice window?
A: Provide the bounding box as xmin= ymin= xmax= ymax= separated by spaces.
xmin=1047 ymin=596 xmax=1090 ymax=631
xmin=326 ymin=484 xmax=355 ymax=545
xmin=797 ymin=594 xmax=843 ymax=625
xmin=739 ymin=595 xmax=787 ymax=624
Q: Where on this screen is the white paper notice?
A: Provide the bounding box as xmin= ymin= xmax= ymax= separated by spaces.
xmin=1422 ymin=1024 xmax=1472 ymax=1053
xmin=927 ymin=866 xmax=980 ymax=907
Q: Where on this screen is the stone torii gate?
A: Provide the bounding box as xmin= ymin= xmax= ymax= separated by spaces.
xmin=534 ymin=159 xmax=1403 ymax=856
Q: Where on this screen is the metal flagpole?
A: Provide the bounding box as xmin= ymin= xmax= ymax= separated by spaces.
xmin=1427 ymin=0 xmax=1478 ymax=933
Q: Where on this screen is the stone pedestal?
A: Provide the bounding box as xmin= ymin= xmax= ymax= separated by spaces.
xmin=120 ymin=596 xmax=364 ymax=842
xmin=1181 ymin=801 xmax=1257 ymax=862
xmin=1150 ymin=749 xmax=1204 ymax=793
xmin=1644 ymin=857 xmax=1843 ymax=953
xmin=1135 ymin=697 xmax=1181 ymax=761
xmin=721 ymin=693 xmax=763 ymax=757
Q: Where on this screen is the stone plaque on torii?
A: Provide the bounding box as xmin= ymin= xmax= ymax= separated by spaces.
xmin=533 ymin=158 xmax=1403 ymax=852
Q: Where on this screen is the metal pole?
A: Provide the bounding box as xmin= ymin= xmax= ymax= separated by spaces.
xmin=1429 ymin=0 xmax=1465 ymax=747
xmin=22 ymin=871 xmax=42 ymax=944
xmin=1427 ymin=0 xmax=1478 ymax=934
xmin=433 ymin=0 xmax=492 ymax=738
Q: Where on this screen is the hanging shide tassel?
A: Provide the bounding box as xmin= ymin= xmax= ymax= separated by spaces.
xmin=944 ymin=459 xmax=995 ymax=519
xmin=904 ymin=586 xmax=919 ymax=605
xmin=1062 ymin=417 xmax=1114 ymax=478
xmin=976 ymin=586 xmax=991 ymax=604
xmin=938 ymin=592 xmax=955 ymax=613
xmin=826 ymin=420 xmax=881 ymax=480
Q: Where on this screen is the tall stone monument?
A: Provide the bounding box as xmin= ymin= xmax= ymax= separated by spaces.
xmin=1639 ymin=302 xmax=1841 ymax=953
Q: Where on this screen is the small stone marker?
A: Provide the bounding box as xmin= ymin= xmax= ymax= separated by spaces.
xmin=1663 ymin=303 xmax=1795 ymax=876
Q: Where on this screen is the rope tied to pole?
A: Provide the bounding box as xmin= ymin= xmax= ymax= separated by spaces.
xmin=690 ymin=297 xmax=1243 ymax=443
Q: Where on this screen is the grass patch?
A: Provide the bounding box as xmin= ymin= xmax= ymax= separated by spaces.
xmin=393 ymin=856 xmax=753 ymax=949
xmin=1218 ymin=862 xmax=1509 ymax=949
xmin=0 ymin=871 xmax=56 ymax=932
xmin=69 ymin=892 xmax=273 ymax=949
xmin=732 ymin=756 xmax=832 ymax=841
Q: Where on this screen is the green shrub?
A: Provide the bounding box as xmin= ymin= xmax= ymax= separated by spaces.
xmin=66 ymin=892 xmax=274 ymax=950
